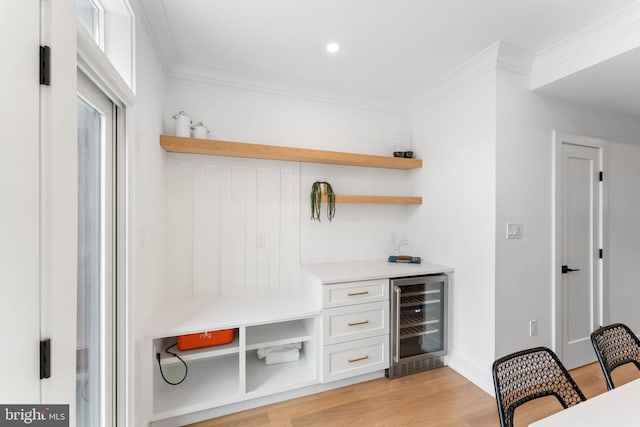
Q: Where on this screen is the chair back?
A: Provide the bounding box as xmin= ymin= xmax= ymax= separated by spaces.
xmin=590 ymin=323 xmax=640 ymax=390
xmin=492 ymin=346 xmax=586 ymax=427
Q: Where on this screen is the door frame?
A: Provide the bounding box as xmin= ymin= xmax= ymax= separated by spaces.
xmin=552 ymin=131 xmax=608 ymax=361
xmin=77 ymin=38 xmax=134 ymax=426
xmin=77 ymin=69 xmax=118 ymax=427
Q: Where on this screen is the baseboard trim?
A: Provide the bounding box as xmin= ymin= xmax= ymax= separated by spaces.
xmin=149 ymin=371 xmax=385 ymax=426
xmin=447 ymin=352 xmax=495 ymax=396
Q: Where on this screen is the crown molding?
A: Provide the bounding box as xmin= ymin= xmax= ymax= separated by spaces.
xmin=134 ymin=0 xmax=176 ymax=77
xmin=410 ymin=41 xmax=534 ymax=113
xmin=531 ymin=1 xmax=640 ymax=89
xmin=167 ymin=61 xmax=409 ymax=116
xmin=134 ymin=0 xmax=406 ymax=116
xmin=409 ymin=42 xmax=500 ymax=113
xmin=495 ymin=42 xmax=535 ymax=75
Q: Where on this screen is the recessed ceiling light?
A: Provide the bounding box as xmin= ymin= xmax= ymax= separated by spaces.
xmin=326 ymin=42 xmax=340 ymax=53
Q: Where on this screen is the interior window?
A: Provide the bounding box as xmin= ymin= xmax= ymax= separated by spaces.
xmin=76 ymin=0 xmax=134 ymax=87
xmin=76 ymin=0 xmax=103 ymax=47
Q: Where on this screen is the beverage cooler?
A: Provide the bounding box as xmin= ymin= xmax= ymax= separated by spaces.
xmin=387 ymin=274 xmax=448 ymax=378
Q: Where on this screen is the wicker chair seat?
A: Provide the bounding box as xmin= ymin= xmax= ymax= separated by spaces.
xmin=493 ymin=347 xmax=586 ymax=427
xmin=591 ymin=323 xmax=640 ymax=390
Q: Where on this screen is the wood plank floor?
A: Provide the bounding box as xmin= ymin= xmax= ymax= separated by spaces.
xmin=186 ymin=363 xmax=639 ymax=427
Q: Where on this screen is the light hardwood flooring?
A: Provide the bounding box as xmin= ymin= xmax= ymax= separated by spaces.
xmin=186 ymin=362 xmax=639 ymax=427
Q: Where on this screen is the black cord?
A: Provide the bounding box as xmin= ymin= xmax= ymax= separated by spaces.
xmin=156 ymin=343 xmax=188 ymax=385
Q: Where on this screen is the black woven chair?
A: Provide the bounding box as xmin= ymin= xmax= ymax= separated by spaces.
xmin=492 ymin=346 xmax=586 ymax=427
xmin=590 ymin=323 xmax=640 ymax=390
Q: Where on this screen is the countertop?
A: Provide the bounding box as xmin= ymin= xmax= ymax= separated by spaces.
xmin=301 ymin=259 xmax=454 ymax=284
xmin=144 ymin=291 xmax=320 ymax=339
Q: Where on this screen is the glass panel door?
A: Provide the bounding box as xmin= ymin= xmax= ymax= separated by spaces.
xmin=398 ymin=282 xmax=445 ymax=358
xmin=76 ymin=71 xmax=115 ymax=427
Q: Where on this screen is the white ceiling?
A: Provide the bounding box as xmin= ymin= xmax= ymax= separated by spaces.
xmin=141 ymin=0 xmax=640 ymax=115
xmin=535 ymin=47 xmax=640 ymax=117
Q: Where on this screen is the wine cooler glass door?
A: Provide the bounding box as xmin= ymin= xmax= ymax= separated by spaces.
xmin=389 ymin=274 xmax=447 ymax=378
xmin=392 ymin=275 xmax=447 ymax=363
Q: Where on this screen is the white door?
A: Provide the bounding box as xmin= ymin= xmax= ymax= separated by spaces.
xmin=555 ymin=134 xmax=605 ymax=369
xmin=0 ymin=0 xmax=41 ymax=402
xmin=1 ymin=1 xmax=92 ymax=421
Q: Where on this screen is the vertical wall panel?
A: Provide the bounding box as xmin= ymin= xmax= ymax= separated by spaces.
xmin=166 ymin=156 xmax=300 ymax=297
xmin=192 ymin=166 xmax=205 ymax=297
xmin=206 ymin=165 xmax=223 ymax=294
xmin=165 ymin=161 xmax=195 ymax=298
xmin=218 ymin=166 xmax=233 ymax=295
xmin=256 ymin=168 xmax=277 ymax=293
xmin=227 ymin=167 xmax=249 ymax=296
xmin=192 ymin=165 xmax=223 ymax=297
xmin=244 ymin=169 xmax=258 ymax=295
xmin=279 ymin=169 xmax=299 ymax=291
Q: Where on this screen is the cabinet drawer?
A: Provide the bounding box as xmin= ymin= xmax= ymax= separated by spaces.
xmin=323 ymin=301 xmax=388 ymax=345
xmin=322 ymin=335 xmax=389 ymax=383
xmin=323 ymin=279 xmax=388 ymax=308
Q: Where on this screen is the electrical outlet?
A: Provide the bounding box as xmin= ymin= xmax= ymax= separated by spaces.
xmin=529 ymin=320 xmax=538 ymax=337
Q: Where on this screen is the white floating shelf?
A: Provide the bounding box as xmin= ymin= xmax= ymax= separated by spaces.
xmin=246 ymin=319 xmax=313 ymax=350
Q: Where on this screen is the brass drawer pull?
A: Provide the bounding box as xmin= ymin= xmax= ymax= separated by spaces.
xmin=348 ymin=355 xmax=369 ymax=363
xmin=347 ymin=320 xmax=370 ymax=327
xmin=347 ymin=290 xmax=369 ymax=296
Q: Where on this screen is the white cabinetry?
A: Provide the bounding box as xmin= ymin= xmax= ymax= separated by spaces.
xmin=316 ymin=278 xmax=390 ymax=382
xmin=323 ymin=301 xmax=388 ymax=345
xmin=302 ymin=259 xmax=455 ymax=384
xmin=245 ymin=320 xmax=316 ymax=395
xmin=323 ymin=336 xmax=388 ymax=382
xmin=322 ymin=279 xmax=388 ymax=308
xmin=145 ymin=294 xmax=320 ymax=425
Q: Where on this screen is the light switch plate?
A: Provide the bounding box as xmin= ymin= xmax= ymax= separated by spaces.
xmin=506 ymin=223 xmax=523 ymax=239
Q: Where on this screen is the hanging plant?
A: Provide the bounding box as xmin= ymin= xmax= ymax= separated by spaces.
xmin=310 ymin=181 xmax=336 ymax=222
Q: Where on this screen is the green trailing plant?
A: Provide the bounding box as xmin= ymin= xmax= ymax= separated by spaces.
xmin=310 ymin=181 xmax=335 ymax=222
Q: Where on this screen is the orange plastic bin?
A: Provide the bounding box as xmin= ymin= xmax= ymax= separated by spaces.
xmin=176 ymin=329 xmax=234 ymax=351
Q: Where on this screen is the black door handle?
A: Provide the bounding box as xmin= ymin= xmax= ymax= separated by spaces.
xmin=562 ymin=265 xmax=580 ymax=274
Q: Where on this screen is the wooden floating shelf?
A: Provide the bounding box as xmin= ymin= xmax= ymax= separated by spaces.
xmin=160 ymin=135 xmax=422 ymax=170
xmin=321 ymin=194 xmax=422 ymax=205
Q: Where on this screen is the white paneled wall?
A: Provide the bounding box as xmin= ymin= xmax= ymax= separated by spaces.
xmin=166 ymin=155 xmax=300 ymax=298
xmin=163 ymin=77 xmax=412 ymax=267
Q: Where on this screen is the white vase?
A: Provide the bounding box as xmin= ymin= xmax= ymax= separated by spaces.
xmin=192 ymin=122 xmax=210 ymax=139
xmin=173 ymin=111 xmax=191 ymax=137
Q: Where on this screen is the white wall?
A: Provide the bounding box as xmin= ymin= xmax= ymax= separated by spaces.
xmin=495 ymin=71 xmax=556 ymax=358
xmin=163 ymin=79 xmax=413 ymax=268
xmin=405 ymin=63 xmax=640 ymax=396
xmin=495 ymin=69 xmax=640 ymax=361
xmin=132 ymin=10 xmax=167 ymax=325
xmin=300 ymin=162 xmax=415 ymax=263
xmin=131 ymin=6 xmax=167 ymax=425
xmin=408 ymin=71 xmax=497 ymax=393
xmin=608 ymin=141 xmax=640 ymax=329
